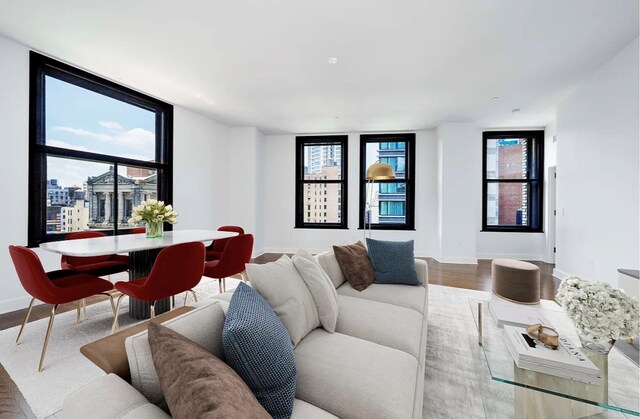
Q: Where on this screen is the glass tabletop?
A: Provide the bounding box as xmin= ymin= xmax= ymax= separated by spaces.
xmin=469 ymin=298 xmax=639 ymax=417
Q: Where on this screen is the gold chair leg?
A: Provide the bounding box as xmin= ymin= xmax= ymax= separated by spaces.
xmin=150 ymin=302 xmax=156 ymax=319
xmin=190 ymin=289 xmax=198 ymax=303
xmin=222 ymin=277 xmax=227 ymax=292
xmin=16 ymin=297 xmax=35 ymax=345
xmin=101 ymin=292 xmax=116 ymax=317
xmin=76 ymin=300 xmax=82 ymax=324
xmin=82 ymin=298 xmax=87 ymax=320
xmin=111 ymin=294 xmax=126 ymax=334
xmin=183 ymin=291 xmax=189 ymax=307
xmin=38 ymin=304 xmax=58 ymax=372
xmin=240 ymin=271 xmax=248 ymax=283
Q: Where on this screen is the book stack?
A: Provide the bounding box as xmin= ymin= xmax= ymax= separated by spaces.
xmin=502 ymin=325 xmax=602 ymax=385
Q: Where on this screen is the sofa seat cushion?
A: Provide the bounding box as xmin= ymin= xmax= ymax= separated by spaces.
xmin=291 ymin=399 xmax=339 ymax=419
xmin=335 ymin=295 xmax=423 ymax=359
xmin=337 ymin=282 xmax=427 ymax=314
xmin=294 ymin=329 xmax=419 ymax=419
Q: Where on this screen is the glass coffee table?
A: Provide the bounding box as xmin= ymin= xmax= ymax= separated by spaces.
xmin=469 ymin=298 xmax=639 ymax=418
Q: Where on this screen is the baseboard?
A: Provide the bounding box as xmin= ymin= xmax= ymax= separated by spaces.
xmin=261 ymin=247 xmax=433 ymax=258
xmin=476 ymin=253 xmax=545 ymax=262
xmin=252 ymin=248 xmax=266 ymax=258
xmin=433 ymin=256 xmax=478 ymax=265
xmin=552 ymin=268 xmax=570 ymax=280
xmin=0 ymin=295 xmax=40 ymax=316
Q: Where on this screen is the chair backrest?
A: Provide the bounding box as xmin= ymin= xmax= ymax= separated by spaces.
xmin=142 ymin=242 xmax=205 ymax=301
xmin=9 ymin=245 xmax=59 ymax=304
xmin=208 ymin=226 xmax=245 ymax=252
xmin=212 ymin=234 xmax=254 ymax=277
xmin=130 ymin=227 xmax=146 ymax=234
xmin=62 ymin=231 xmax=111 ymax=267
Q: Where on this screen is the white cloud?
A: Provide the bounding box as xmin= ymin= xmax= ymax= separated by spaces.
xmin=47 ymin=139 xmax=90 ymax=152
xmin=99 ymin=121 xmax=123 ymax=131
xmin=53 ymin=126 xmax=112 ymax=142
xmin=115 ymin=128 xmax=155 ymax=148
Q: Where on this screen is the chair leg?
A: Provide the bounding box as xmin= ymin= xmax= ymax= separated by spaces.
xmin=183 ymin=291 xmax=189 ymax=307
xmin=38 ymin=304 xmax=58 ymax=372
xmin=111 ymin=294 xmax=126 ymax=334
xmin=82 ymin=298 xmax=87 ymax=320
xmin=76 ymin=300 xmax=82 ymax=324
xmin=101 ymin=292 xmax=116 ymax=317
xmin=150 ymin=302 xmax=156 ymax=319
xmin=16 ymin=297 xmax=36 ymax=345
xmin=189 ymin=289 xmax=198 ymax=303
xmin=218 ymin=279 xmax=222 ymax=294
xmin=240 ymin=271 xmax=248 ymax=283
xmin=222 ymin=277 xmax=227 ymax=292
xmin=171 ymin=295 xmax=175 ymax=310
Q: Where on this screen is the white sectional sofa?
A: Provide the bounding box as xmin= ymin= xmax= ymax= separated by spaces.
xmin=64 ymin=251 xmax=429 ymax=419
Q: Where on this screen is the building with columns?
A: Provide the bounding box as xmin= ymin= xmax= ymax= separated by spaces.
xmin=85 ymin=167 xmax=157 ymax=228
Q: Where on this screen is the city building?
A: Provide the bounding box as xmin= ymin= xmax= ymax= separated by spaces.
xmin=303 ymin=164 xmax=341 ymax=223
xmin=60 ymin=200 xmax=89 ymax=232
xmin=306 ymin=144 xmax=341 ymax=174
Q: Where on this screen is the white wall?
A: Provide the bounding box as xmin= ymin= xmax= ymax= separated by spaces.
xmin=554 ymin=38 xmax=639 ymax=286
xmin=262 ymin=131 xmax=439 ymax=256
xmin=0 ymin=35 xmax=239 ymax=313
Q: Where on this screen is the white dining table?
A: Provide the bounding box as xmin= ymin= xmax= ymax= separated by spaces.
xmin=40 ymin=229 xmax=238 ymax=319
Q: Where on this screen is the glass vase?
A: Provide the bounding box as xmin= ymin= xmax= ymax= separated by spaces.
xmin=145 ymin=221 xmax=164 ymax=238
xmin=578 ymin=334 xmax=615 ymax=355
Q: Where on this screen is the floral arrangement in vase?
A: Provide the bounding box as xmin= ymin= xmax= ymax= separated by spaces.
xmin=128 ymin=200 xmax=178 ymax=238
xmin=556 ymin=276 xmax=639 ymax=354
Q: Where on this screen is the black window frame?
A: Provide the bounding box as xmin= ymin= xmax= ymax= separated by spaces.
xmin=295 ymin=135 xmax=348 ymax=229
xmin=358 ymin=133 xmax=416 ymax=230
xmin=482 ymin=130 xmax=544 ymax=233
xmin=28 ymin=51 xmax=174 ymax=247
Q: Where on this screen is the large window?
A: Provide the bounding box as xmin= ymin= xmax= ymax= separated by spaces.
xmin=295 ymin=136 xmax=348 ymax=229
xmin=29 ymin=52 xmax=173 ymax=247
xmin=359 ymin=133 xmax=416 ymax=230
xmin=482 ymin=130 xmax=544 ymax=232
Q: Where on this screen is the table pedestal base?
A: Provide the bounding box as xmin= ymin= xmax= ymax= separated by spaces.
xmin=128 ymin=248 xmax=170 ymax=319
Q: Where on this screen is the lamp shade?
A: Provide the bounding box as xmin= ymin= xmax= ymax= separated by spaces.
xmin=366 ymin=161 xmax=395 ymax=180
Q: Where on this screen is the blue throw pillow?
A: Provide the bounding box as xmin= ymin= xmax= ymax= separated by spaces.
xmin=222 ymin=282 xmax=296 ymax=419
xmin=366 ymin=238 xmax=420 ymax=285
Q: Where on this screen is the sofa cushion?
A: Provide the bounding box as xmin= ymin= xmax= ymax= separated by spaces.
xmin=292 ymin=249 xmax=339 ymax=333
xmin=332 ymin=241 xmax=375 ymax=291
xmin=291 ymin=399 xmax=339 ymax=419
xmin=366 ymin=238 xmax=420 ymax=285
xmin=246 ymin=255 xmax=320 ymax=346
xmin=148 ymin=323 xmax=270 ymax=419
xmin=125 ymin=301 xmax=225 ymax=409
xmin=223 ymin=282 xmax=297 ymax=419
xmin=337 ymin=282 xmax=427 ymax=314
xmin=335 ymin=295 xmax=423 ymax=359
xmin=294 ymin=329 xmax=419 ymax=419
xmin=316 ymin=250 xmax=346 ymax=289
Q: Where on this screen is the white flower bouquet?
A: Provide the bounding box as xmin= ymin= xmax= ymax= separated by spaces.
xmin=556 ymin=276 xmax=639 ymax=345
xmin=128 ymin=200 xmax=178 ymax=225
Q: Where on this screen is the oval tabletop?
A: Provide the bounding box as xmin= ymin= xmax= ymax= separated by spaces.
xmin=39 ymin=229 xmax=239 ymax=257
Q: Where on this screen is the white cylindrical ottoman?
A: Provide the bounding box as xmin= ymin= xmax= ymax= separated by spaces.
xmin=491 ymin=259 xmax=540 ymax=304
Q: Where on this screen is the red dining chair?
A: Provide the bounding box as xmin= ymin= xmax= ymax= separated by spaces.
xmin=8 ymin=245 xmax=115 ymax=372
xmin=61 ymin=231 xmax=129 ymax=277
xmin=205 ymin=226 xmax=245 ymax=261
xmin=111 ymin=242 xmax=205 ymax=332
xmin=203 ymin=234 xmax=254 ymax=293
xmin=130 ymin=227 xmax=146 ymax=234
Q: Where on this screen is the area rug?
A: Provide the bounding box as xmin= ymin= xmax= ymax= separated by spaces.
xmin=2 ymin=282 xmax=636 ymax=418
xmin=0 ymin=276 xmax=242 ymax=418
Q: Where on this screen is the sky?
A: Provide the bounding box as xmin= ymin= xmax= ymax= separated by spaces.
xmin=45 ymin=76 xmax=156 ymax=187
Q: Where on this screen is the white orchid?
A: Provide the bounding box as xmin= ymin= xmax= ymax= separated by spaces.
xmin=556 ymin=276 xmax=639 ymax=342
xmin=128 ymin=201 xmax=178 ymax=225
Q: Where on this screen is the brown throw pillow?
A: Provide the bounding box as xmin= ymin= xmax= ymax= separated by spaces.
xmin=333 ymin=241 xmax=375 ymax=291
xmin=148 ymin=322 xmax=270 ymax=419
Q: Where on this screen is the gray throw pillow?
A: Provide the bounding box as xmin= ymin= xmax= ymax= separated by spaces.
xmin=366 ymin=238 xmax=420 ymax=285
xmin=333 ymin=241 xmax=375 ymax=291
xmin=148 ymin=322 xmax=270 ymax=419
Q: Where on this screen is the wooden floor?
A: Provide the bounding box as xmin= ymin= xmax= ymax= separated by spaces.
xmin=0 ymin=255 xmax=556 ymax=418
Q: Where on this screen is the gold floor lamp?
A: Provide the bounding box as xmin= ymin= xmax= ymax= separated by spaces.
xmin=364 ymin=161 xmax=396 ymax=240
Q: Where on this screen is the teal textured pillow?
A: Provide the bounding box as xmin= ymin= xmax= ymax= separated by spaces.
xmin=366 ymin=238 xmax=420 ymax=285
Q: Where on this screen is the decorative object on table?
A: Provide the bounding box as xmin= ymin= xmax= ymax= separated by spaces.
xmin=363 ymin=160 xmax=395 ymax=240
xmin=526 ymin=323 xmax=559 ymax=349
xmin=491 ymin=258 xmax=541 ymax=304
xmin=222 ymin=282 xmax=296 ymax=419
xmin=503 ymin=325 xmax=601 ymax=385
xmin=556 ymin=276 xmax=640 ymax=355
xmin=488 ymin=300 xmax=551 ymax=328
xmin=332 ymin=241 xmax=375 ymax=291
xmin=366 ymin=238 xmax=420 ymax=285
xmin=148 ymin=322 xmax=270 ymax=419
xmin=128 ymin=199 xmax=178 ymax=238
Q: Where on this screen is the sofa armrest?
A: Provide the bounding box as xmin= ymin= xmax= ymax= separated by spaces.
xmin=415 ymin=259 xmax=428 ymax=287
xmin=64 ymin=374 xmax=170 ymax=419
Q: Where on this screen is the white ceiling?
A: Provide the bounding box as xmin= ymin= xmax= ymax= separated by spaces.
xmin=0 ymin=0 xmax=637 ymax=134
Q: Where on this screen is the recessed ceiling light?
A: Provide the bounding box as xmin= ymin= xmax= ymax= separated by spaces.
xmin=512 ymin=108 xmax=521 ymax=113
xmin=334 ymin=116 xmax=340 ymax=119
xmin=490 ymin=96 xmax=499 ymax=100
xmin=328 ymin=57 xmax=338 ymax=64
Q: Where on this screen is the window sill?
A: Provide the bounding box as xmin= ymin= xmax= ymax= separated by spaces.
xmin=357 ymin=227 xmax=416 ymax=231
xmin=294 ymin=225 xmax=350 ymax=230
xmin=480 ymin=229 xmax=544 ymax=234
